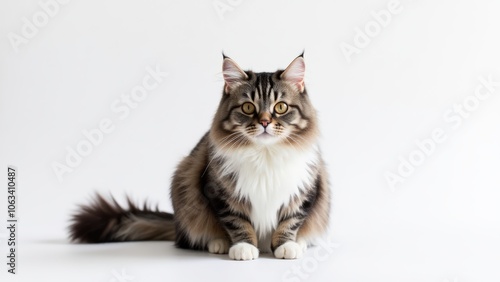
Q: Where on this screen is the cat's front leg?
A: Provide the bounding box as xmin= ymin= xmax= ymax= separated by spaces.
xmin=214 ymin=213 xmax=259 ymax=260
xmin=222 ymin=217 xmax=259 ymax=260
xmin=205 ymin=185 xmax=259 ymax=260
xmin=271 ymin=215 xmax=306 ymax=259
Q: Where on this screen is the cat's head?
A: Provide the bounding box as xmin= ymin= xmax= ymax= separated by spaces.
xmin=210 ymin=54 xmax=319 ymax=150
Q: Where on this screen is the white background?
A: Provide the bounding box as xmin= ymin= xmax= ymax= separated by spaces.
xmin=1 ymin=0 xmax=500 ymax=281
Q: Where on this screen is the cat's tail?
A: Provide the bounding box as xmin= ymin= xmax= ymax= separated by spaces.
xmin=69 ymin=193 xmax=175 ymax=243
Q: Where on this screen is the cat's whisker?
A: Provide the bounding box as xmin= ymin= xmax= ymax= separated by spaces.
xmin=218 ymin=133 xmax=245 ymax=152
xmin=225 ymin=134 xmax=247 ymax=153
xmin=286 ymin=134 xmax=308 ymax=152
xmin=202 ymin=132 xmax=243 ymax=177
xmin=216 ymin=131 xmax=241 ymax=144
xmin=217 ymin=132 xmax=245 ymax=149
xmin=230 ymin=136 xmax=250 ymax=158
xmin=285 ymin=135 xmax=305 ymax=152
xmin=283 ymin=136 xmax=299 ymax=151
xmin=288 ymin=132 xmax=309 ymax=145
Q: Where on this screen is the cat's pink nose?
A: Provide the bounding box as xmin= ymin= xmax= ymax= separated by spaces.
xmin=259 ymin=112 xmax=272 ymax=128
xmin=260 ymin=119 xmax=270 ymax=128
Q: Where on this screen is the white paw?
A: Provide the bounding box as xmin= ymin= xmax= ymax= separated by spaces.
xmin=228 ymin=242 xmax=259 ymax=260
xmin=297 ymin=238 xmax=308 ymax=253
xmin=208 ymin=238 xmax=230 ymax=254
xmin=274 ymin=241 xmax=304 ymax=259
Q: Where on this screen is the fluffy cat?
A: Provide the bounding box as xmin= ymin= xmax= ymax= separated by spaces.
xmin=69 ymin=54 xmax=330 ymax=260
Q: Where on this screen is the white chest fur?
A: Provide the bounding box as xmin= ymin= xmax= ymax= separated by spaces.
xmin=219 ymin=144 xmax=319 ymax=241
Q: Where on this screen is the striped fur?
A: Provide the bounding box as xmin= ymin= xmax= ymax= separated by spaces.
xmin=69 ymin=54 xmax=330 ymax=260
xmin=69 ymin=194 xmax=175 ymax=243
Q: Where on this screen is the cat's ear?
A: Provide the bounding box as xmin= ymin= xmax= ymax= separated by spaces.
xmin=223 ymin=57 xmax=248 ymax=94
xmin=281 ymin=54 xmax=305 ymax=93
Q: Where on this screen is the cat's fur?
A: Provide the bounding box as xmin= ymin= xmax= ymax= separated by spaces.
xmin=69 ymin=54 xmax=330 ymax=260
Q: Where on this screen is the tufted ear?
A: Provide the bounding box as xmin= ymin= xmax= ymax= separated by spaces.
xmin=280 ymin=55 xmax=305 ymax=93
xmin=222 ymin=57 xmax=248 ymax=94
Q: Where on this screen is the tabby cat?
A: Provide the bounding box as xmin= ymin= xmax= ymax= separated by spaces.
xmin=69 ymin=54 xmax=330 ymax=260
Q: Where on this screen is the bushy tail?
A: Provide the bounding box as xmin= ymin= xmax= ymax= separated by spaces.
xmin=69 ymin=194 xmax=175 ymax=243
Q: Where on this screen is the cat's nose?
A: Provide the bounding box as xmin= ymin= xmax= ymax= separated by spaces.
xmin=259 ymin=112 xmax=272 ymax=128
xmin=260 ymin=119 xmax=270 ymax=128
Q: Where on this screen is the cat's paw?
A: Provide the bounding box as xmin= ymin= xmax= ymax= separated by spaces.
xmin=274 ymin=241 xmax=304 ymax=259
xmin=228 ymin=242 xmax=259 ymax=260
xmin=208 ymin=238 xmax=230 ymax=254
xmin=297 ymin=238 xmax=308 ymax=253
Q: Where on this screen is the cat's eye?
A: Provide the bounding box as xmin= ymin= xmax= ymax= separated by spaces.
xmin=241 ymin=102 xmax=255 ymax=114
xmin=274 ymin=102 xmax=288 ymax=114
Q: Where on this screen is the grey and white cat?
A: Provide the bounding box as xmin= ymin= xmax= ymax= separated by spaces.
xmin=70 ymin=54 xmax=330 ymax=260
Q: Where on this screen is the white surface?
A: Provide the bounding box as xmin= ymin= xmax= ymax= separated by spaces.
xmin=1 ymin=0 xmax=500 ymax=281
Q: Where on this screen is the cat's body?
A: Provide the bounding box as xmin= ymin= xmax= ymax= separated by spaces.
xmin=70 ymin=54 xmax=330 ymax=260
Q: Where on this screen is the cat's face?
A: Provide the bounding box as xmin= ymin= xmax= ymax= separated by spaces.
xmin=211 ymin=55 xmax=319 ymax=150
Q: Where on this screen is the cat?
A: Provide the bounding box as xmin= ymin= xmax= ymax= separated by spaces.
xmin=69 ymin=54 xmax=330 ymax=260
